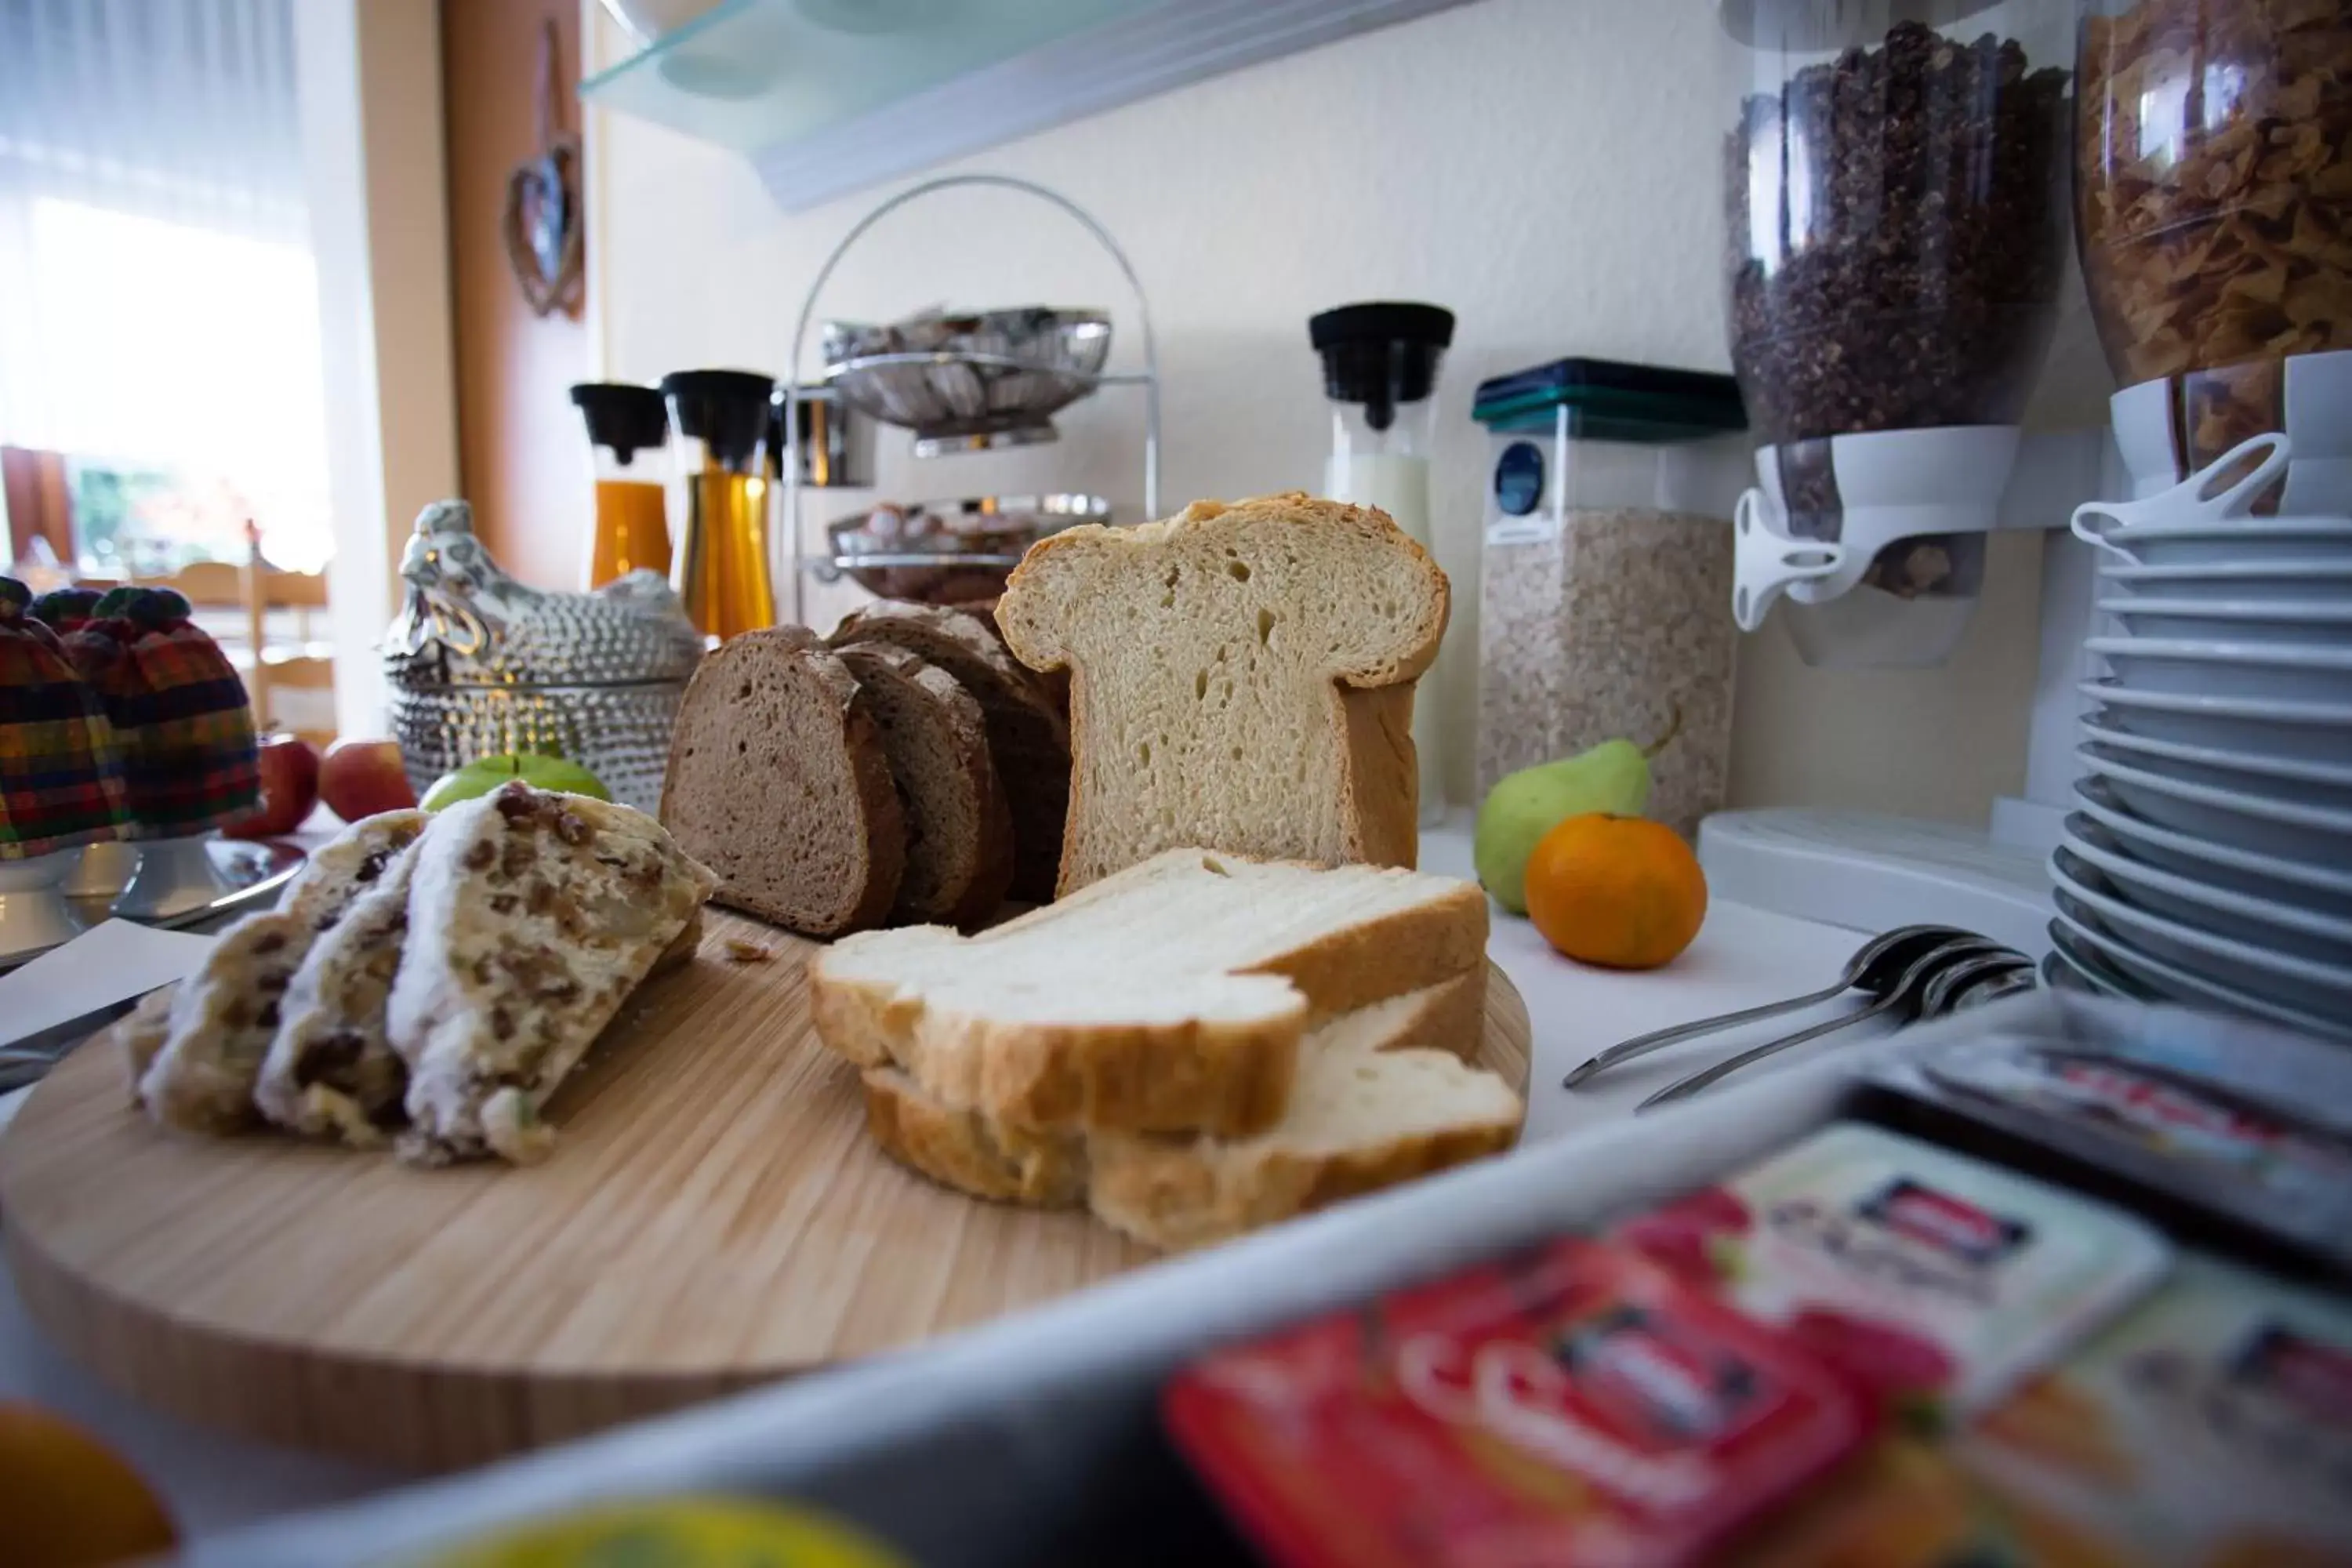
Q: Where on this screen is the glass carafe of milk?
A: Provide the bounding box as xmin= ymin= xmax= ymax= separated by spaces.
xmin=1310 ymin=302 xmax=1455 ymax=827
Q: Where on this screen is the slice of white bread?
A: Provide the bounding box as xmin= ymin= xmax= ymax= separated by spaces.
xmin=392 ymin=783 xmax=717 ymax=1165
xmin=833 ymin=642 xmax=1012 ymax=929
xmin=660 ymin=625 xmax=905 ymax=938
xmin=829 ymin=601 xmax=1069 ymax=904
xmin=810 ymin=847 xmax=1486 ymax=1137
xmin=996 ymin=494 xmax=1448 ymax=896
xmin=862 ymin=970 xmax=1520 ymax=1248
xmin=132 ymin=808 xmax=432 ymax=1132
xmin=860 ymin=969 xmax=1489 ymax=1207
xmin=1087 ymin=1029 xmax=1521 ymax=1251
xmin=860 ymin=1065 xmax=1089 ymax=1208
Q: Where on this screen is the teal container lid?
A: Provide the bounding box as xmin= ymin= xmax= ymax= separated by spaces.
xmin=1472 ymin=357 xmax=1747 ymax=443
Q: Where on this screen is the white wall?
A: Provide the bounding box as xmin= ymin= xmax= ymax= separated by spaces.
xmin=589 ymin=0 xmax=2106 ymax=823
xmin=296 ymin=0 xmax=460 ymax=739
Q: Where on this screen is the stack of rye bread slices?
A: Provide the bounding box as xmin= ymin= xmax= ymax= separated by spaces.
xmin=660 ymin=604 xmax=1059 ymax=934
xmin=659 ymin=493 xmax=1526 ymax=1248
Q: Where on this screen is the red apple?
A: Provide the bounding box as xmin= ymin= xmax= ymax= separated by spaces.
xmin=222 ymin=733 xmax=321 ymax=839
xmin=318 ymin=737 xmax=419 ymax=823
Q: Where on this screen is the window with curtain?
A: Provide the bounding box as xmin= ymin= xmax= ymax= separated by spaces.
xmin=0 ymin=0 xmax=332 ymax=577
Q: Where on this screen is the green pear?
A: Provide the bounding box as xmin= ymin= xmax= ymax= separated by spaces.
xmin=1474 ymin=710 xmax=1680 ymax=915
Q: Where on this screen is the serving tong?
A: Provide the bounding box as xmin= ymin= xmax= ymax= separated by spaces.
xmin=1563 ymin=927 xmax=2036 ymax=1109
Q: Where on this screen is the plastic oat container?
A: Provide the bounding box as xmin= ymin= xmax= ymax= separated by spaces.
xmin=1470 ymin=358 xmax=1746 ymax=834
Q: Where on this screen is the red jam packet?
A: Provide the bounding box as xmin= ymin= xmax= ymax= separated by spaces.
xmin=1161 ymin=1238 xmax=1871 ymax=1568
xmin=1610 ymin=1124 xmax=2172 ymax=1425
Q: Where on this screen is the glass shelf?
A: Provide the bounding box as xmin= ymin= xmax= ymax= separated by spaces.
xmin=586 ymin=0 xmax=1477 ymax=210
xmin=582 ymin=0 xmax=1157 ymax=156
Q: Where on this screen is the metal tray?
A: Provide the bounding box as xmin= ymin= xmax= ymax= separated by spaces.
xmin=177 ymin=988 xmax=2296 ymax=1568
xmin=0 ymin=838 xmax=305 ymax=975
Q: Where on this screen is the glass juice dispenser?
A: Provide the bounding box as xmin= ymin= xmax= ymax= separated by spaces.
xmin=662 ymin=368 xmax=778 ymax=641
xmin=1311 ymin=301 xmax=1455 ymax=825
xmin=1721 ymin=0 xmax=2071 ymax=666
xmin=570 ymin=381 xmax=672 ymax=590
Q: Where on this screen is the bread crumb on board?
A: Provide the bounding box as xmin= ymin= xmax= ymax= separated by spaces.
xmin=724 ymin=938 xmax=774 ymax=964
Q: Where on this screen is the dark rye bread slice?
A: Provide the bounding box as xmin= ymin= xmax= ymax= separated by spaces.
xmin=949 ymin=593 xmax=1071 ymax=720
xmin=659 ymin=626 xmax=905 ymax=937
xmin=833 ymin=643 xmax=1014 ymax=929
xmin=829 ymin=601 xmax=1069 ymax=903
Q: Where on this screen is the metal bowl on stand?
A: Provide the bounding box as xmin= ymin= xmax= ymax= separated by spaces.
xmin=819 ymin=493 xmax=1110 ymax=603
xmin=823 ymin=308 xmax=1112 ymax=456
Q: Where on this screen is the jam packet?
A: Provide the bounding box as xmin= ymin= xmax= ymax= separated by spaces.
xmin=1863 ymin=1026 xmax=2352 ymax=1281
xmin=1612 ymin=1123 xmax=2171 ymax=1425
xmin=1725 ymin=1436 xmax=2129 ymax=1568
xmin=1162 ymin=1238 xmax=1870 ymax=1568
xmin=1962 ymin=1252 xmax=2352 ymax=1566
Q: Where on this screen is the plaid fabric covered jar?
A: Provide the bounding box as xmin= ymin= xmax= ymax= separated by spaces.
xmin=60 ymin=587 xmax=259 ymax=838
xmin=28 ymin=587 xmax=103 ymax=637
xmin=0 ymin=577 xmax=133 ymax=860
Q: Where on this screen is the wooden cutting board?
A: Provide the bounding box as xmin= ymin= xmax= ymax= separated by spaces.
xmin=0 ymin=909 xmax=1530 ymax=1472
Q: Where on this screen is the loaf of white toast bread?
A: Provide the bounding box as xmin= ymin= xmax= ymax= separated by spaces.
xmin=996 ymin=493 xmax=1447 ymax=896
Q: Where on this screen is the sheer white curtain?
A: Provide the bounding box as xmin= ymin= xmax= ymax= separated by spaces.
xmin=0 ymin=0 xmax=332 ymax=571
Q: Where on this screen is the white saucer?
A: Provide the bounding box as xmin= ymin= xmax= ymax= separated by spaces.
xmin=2095 ymin=519 xmax=2352 ymax=568
xmin=2081 ymin=746 xmax=2352 ymax=860
xmin=2049 ymin=849 xmax=2352 ymax=1016
xmin=2043 ymin=916 xmax=2154 ymax=1001
xmin=2078 ymin=710 xmax=2352 ymax=795
xmin=2061 ymin=817 xmax=2352 ymax=960
xmin=2071 ymin=778 xmax=2352 ymax=916
xmin=2085 ymin=635 xmax=2352 ymax=703
xmin=2049 ymin=891 xmax=2352 ymax=1043
xmin=2100 ymin=560 xmax=2352 ymax=604
xmin=2079 ymin=679 xmax=2352 ymax=765
xmin=2097 ymin=597 xmax=2352 ymax=648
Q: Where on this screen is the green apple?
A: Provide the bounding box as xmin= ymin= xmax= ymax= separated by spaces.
xmin=422 ymin=752 xmax=612 ymax=812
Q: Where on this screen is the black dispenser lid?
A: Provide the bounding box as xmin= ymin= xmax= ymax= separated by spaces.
xmin=659 ymin=369 xmax=776 ymax=469
xmin=569 ymin=382 xmax=670 ymax=466
xmin=1308 ymin=302 xmax=1455 ymax=431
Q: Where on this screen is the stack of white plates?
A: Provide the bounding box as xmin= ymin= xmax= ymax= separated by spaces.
xmin=2055 ymin=433 xmax=2352 ymax=1042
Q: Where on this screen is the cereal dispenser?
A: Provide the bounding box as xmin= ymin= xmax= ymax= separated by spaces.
xmin=2079 ymin=0 xmax=2352 ymax=508
xmin=1722 ymin=0 xmax=2074 ymax=666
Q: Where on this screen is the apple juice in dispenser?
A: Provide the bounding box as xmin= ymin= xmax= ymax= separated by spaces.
xmin=571 ymin=381 xmax=672 ymax=590
xmin=661 ymin=368 xmax=779 ymax=642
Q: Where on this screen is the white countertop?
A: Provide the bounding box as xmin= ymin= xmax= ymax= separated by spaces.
xmin=0 ymin=817 xmax=1874 ymax=1542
